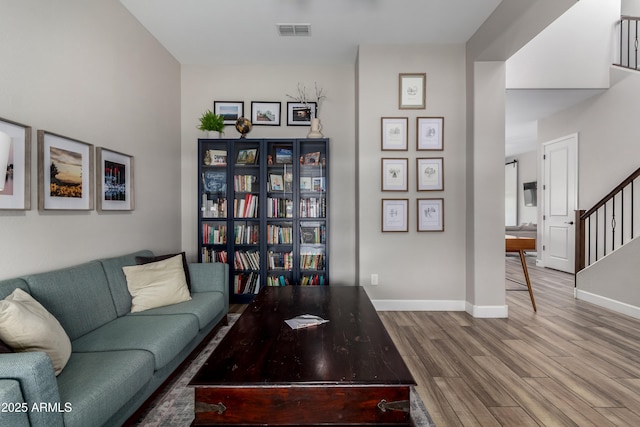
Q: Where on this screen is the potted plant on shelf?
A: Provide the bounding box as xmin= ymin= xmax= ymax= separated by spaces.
xmin=197 ymin=109 xmax=225 ymax=138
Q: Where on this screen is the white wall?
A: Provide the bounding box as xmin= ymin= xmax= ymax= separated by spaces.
xmin=0 ymin=0 xmax=181 ymax=279
xmin=356 ymin=44 xmax=468 ymax=306
xmin=506 ymin=0 xmax=618 ymax=89
xmin=180 ymin=64 xmax=357 ymax=284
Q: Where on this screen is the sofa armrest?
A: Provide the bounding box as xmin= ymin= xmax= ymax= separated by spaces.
xmin=0 ymin=352 xmax=63 ymax=427
xmin=188 ymin=263 xmax=229 ymax=295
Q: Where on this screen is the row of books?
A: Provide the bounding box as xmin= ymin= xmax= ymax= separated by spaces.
xmin=234 ymin=250 xmax=260 ymax=270
xmin=234 ymin=174 xmax=257 ymax=192
xmin=234 ymin=194 xmax=258 ymax=218
xmin=234 ymin=224 xmax=259 ymax=245
xmin=267 ymin=251 xmax=293 ymax=271
xmin=267 ymin=275 xmax=291 ymax=287
xmin=267 ymin=224 xmax=293 ymax=244
xmin=300 ymin=222 xmax=326 ymax=244
xmin=300 ymin=197 xmax=326 ymax=218
xmin=202 ymin=224 xmax=226 ymax=244
xmin=300 ymin=274 xmax=327 ymax=286
xmin=300 ymin=252 xmax=325 ymax=270
xmin=201 ymin=195 xmax=226 ymax=218
xmin=235 ymin=272 xmax=260 ymax=294
xmin=201 ymin=248 xmax=228 ymax=263
xmin=267 ymin=197 xmax=293 ymax=218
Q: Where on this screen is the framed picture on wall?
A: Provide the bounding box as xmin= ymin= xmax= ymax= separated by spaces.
xmin=416 ymin=157 xmax=444 ymax=191
xmin=417 ymin=117 xmax=444 ymax=150
xmin=417 ymin=198 xmax=444 ymax=232
xmin=381 ymin=117 xmax=408 ymax=151
xmin=214 ymin=101 xmax=244 ymax=125
xmin=251 ymin=101 xmax=281 ymax=126
xmin=382 ymin=198 xmax=408 ymax=232
xmin=399 ymin=73 xmax=426 ymax=109
xmin=381 ymin=158 xmax=408 ymax=191
xmin=0 ymin=116 xmax=31 ymax=210
xmin=287 ymin=102 xmax=316 ymax=126
xmin=37 ymin=130 xmax=94 ymax=210
xmin=96 ymin=148 xmax=134 ymax=211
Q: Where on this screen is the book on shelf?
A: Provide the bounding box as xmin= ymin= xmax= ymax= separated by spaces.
xmin=234 ymin=250 xmax=260 ymax=270
xmin=267 ymin=251 xmax=293 ymax=271
xmin=300 ymin=274 xmax=326 ymax=286
xmin=300 ymin=222 xmax=326 ymax=244
xmin=267 ymin=275 xmax=290 ymax=287
xmin=312 ymin=177 xmax=325 ymax=192
xmin=300 ymin=251 xmax=325 ymax=270
xmin=234 ymin=272 xmax=260 ymax=294
xmin=234 ymin=194 xmax=259 ymax=218
xmin=267 ymin=197 xmax=293 ymax=218
xmin=234 ymin=174 xmax=257 ymax=192
xmin=234 ymin=223 xmax=260 ymax=245
xmin=201 ymin=248 xmax=228 ymax=263
xmin=267 ymin=223 xmax=293 ymax=244
xmin=201 ymin=194 xmax=227 ymax=218
xmin=202 ymin=223 xmax=227 ymax=244
xmin=299 ymin=197 xmax=326 ymax=218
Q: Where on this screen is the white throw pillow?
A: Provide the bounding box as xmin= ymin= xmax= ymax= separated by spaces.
xmin=123 ymin=254 xmax=192 ymax=313
xmin=0 ymin=288 xmax=72 ymax=375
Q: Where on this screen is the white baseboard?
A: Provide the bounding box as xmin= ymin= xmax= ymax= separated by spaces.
xmin=372 ymin=299 xmax=509 ymax=318
xmin=575 ymin=289 xmax=640 ymax=320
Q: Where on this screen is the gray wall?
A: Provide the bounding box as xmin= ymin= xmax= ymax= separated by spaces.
xmin=0 ymin=0 xmax=181 ymax=279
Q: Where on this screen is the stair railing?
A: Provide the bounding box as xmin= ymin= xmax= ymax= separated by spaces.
xmin=575 ymin=167 xmax=640 ymax=273
xmin=617 ymin=16 xmax=640 ymax=71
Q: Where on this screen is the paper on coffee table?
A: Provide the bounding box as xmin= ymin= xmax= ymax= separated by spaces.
xmin=285 ymin=314 xmax=329 ymax=329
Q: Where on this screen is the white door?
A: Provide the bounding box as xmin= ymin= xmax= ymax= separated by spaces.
xmin=542 ymin=134 xmax=578 ymax=273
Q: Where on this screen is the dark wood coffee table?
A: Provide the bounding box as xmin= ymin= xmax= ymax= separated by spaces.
xmin=189 ymin=286 xmax=416 ymax=426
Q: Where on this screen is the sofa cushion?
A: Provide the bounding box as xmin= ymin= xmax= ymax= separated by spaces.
xmin=123 ymin=254 xmax=191 ymax=313
xmin=130 ymin=291 xmax=225 ymax=330
xmin=99 ymin=250 xmax=154 ymax=317
xmin=0 ymin=289 xmax=71 ymax=375
xmin=57 ymin=350 xmax=154 ymax=427
xmin=23 ymin=261 xmax=118 ymax=341
xmin=71 ymin=314 xmax=199 ymax=370
xmin=136 ymin=252 xmax=192 ymax=289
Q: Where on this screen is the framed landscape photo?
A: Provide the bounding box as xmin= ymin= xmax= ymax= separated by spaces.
xmin=236 ymin=148 xmax=258 ymax=165
xmin=274 ymin=145 xmax=293 ymax=164
xmin=287 ymin=102 xmax=316 ymax=126
xmin=417 ymin=198 xmax=444 ymax=232
xmin=96 ymin=148 xmax=134 ymax=211
xmin=417 ymin=117 xmax=444 ymax=150
xmin=417 ymin=157 xmax=444 ymax=191
xmin=251 ymin=101 xmax=281 ymax=126
xmin=382 ymin=198 xmax=408 ymax=232
xmin=381 ymin=158 xmax=408 ymax=191
xmin=399 ymin=73 xmax=426 ymax=109
xmin=0 ymin=117 xmax=31 ymax=210
xmin=381 ymin=117 xmax=408 ymax=151
xmin=38 ymin=130 xmax=94 ymax=210
xmin=214 ymin=101 xmax=244 ymax=125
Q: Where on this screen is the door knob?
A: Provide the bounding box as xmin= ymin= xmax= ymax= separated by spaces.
xmin=565 ymin=221 xmax=574 ymax=225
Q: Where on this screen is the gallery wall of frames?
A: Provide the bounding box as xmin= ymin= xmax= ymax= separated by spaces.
xmin=380 ymin=73 xmax=445 ymax=233
xmin=0 ymin=116 xmax=133 ymax=212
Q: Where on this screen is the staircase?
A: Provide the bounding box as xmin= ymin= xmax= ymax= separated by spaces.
xmin=575 ymin=167 xmax=640 ymax=318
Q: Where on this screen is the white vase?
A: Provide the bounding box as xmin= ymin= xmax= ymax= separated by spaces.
xmin=207 ymin=131 xmax=221 ymax=139
xmin=307 ymin=118 xmax=324 ymax=139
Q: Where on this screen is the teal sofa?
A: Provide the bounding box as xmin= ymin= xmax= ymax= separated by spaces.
xmin=0 ymin=250 xmax=228 ymax=427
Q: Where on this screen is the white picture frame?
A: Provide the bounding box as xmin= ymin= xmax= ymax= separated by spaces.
xmin=417 ymin=157 xmax=444 ymax=191
xmin=381 ymin=117 xmax=408 ymax=151
xmin=417 ymin=117 xmax=444 ymax=150
xmin=417 ymin=198 xmax=444 ymax=232
xmin=381 ymin=158 xmax=408 ymax=192
xmin=0 ymin=117 xmax=31 ymax=210
xmin=382 ymin=198 xmax=408 ymax=232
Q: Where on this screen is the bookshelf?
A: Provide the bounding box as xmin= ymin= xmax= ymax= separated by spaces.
xmin=198 ymin=138 xmax=329 ymax=303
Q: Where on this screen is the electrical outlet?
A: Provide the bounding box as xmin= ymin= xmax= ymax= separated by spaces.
xmin=371 ymin=274 xmax=379 ymax=286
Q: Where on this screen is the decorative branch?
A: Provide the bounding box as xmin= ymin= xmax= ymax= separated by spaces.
xmin=286 ymin=82 xmax=327 ymax=119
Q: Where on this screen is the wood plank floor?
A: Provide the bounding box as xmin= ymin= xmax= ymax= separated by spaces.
xmin=379 ymin=255 xmax=640 ymax=426
xmin=231 ymin=256 xmax=640 ymax=426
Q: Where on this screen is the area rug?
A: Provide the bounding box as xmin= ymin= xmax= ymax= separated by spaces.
xmin=135 ymin=313 xmax=435 ymax=426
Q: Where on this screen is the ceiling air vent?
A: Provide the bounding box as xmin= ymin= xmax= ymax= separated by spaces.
xmin=277 ymin=24 xmax=311 ymax=37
